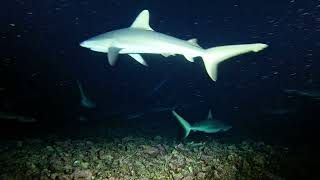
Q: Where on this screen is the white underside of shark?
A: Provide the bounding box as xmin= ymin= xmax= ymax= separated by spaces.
xmin=80 ymin=10 xmax=268 ymax=81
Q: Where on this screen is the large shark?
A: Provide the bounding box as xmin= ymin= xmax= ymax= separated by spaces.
xmin=80 ymin=10 xmax=268 ymax=81
xmin=172 ymin=109 xmax=231 ymax=138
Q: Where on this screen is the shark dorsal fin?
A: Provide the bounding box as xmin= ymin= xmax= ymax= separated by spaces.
xmin=187 ymin=38 xmax=201 ymax=48
xmin=207 ymin=109 xmax=213 ymax=120
xmin=130 ymin=10 xmax=154 ymax=31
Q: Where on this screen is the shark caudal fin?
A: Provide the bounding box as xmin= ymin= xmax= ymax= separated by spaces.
xmin=172 ymin=110 xmax=192 ymax=138
xmin=202 ymin=43 xmax=268 ymax=81
xmin=76 ymin=80 xmax=96 ymax=109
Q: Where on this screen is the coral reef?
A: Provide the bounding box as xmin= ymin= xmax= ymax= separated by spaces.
xmin=0 ymin=135 xmax=289 ymax=179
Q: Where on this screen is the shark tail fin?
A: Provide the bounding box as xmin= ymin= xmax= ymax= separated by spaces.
xmin=202 ymin=43 xmax=268 ymax=81
xmin=172 ymin=110 xmax=192 ymax=138
xmin=76 ymin=80 xmax=85 ymax=98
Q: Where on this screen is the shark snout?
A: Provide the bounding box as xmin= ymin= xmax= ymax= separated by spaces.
xmin=80 ymin=41 xmax=87 ymax=47
xmin=80 ymin=40 xmax=95 ymax=48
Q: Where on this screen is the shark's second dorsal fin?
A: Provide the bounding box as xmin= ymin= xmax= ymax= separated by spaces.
xmin=130 ymin=10 xmax=154 ymax=31
xmin=187 ymin=38 xmax=201 ymax=48
xmin=161 ymin=53 xmax=176 ymax=57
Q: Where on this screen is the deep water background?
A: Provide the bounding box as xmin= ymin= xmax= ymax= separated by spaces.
xmin=0 ymin=0 xmax=319 ymax=160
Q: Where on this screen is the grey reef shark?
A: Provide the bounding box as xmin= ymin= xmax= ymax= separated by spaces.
xmin=172 ymin=109 xmax=232 ymax=138
xmin=80 ymin=10 xmax=268 ymax=81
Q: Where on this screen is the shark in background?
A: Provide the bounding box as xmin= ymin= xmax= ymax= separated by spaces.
xmin=112 ymin=104 xmax=191 ymax=120
xmin=172 ymin=109 xmax=232 ymax=138
xmin=77 ymin=80 xmax=96 ymax=109
xmin=284 ymin=88 xmax=320 ymax=100
xmin=0 ymin=111 xmax=37 ymax=123
xmin=80 ymin=10 xmax=268 ymax=81
xmin=261 ymin=107 xmax=295 ymax=115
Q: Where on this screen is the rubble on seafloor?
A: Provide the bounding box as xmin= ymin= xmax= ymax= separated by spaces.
xmin=0 ymin=135 xmax=290 ymax=180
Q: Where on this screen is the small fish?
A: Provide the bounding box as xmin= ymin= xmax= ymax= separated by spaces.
xmin=147 ymin=79 xmax=168 ymax=97
xmin=284 ymin=89 xmax=320 ymax=99
xmin=77 ymin=115 xmax=89 ymax=122
xmin=124 ymin=112 xmax=145 ymax=120
xmin=262 ymin=107 xmax=295 ymax=115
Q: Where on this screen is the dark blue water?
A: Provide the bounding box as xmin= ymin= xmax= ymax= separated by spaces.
xmin=1 ymin=0 xmax=319 ymax=173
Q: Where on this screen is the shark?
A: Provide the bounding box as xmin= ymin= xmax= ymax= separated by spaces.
xmin=284 ymin=89 xmax=320 ymax=99
xmin=76 ymin=80 xmax=96 ymax=109
xmin=172 ymin=109 xmax=232 ymax=138
xmin=80 ymin=10 xmax=268 ymax=81
xmin=262 ymin=107 xmax=295 ymax=115
xmin=0 ymin=111 xmax=37 ymax=123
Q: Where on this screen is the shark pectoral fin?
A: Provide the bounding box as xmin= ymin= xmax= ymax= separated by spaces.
xmin=183 ymin=55 xmax=195 ymax=62
xmin=130 ymin=10 xmax=154 ymax=31
xmin=161 ymin=53 xmax=175 ymax=57
xmin=128 ymin=54 xmax=148 ymax=66
xmin=187 ymin=38 xmax=201 ymax=48
xmin=108 ymin=47 xmax=121 ymax=66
